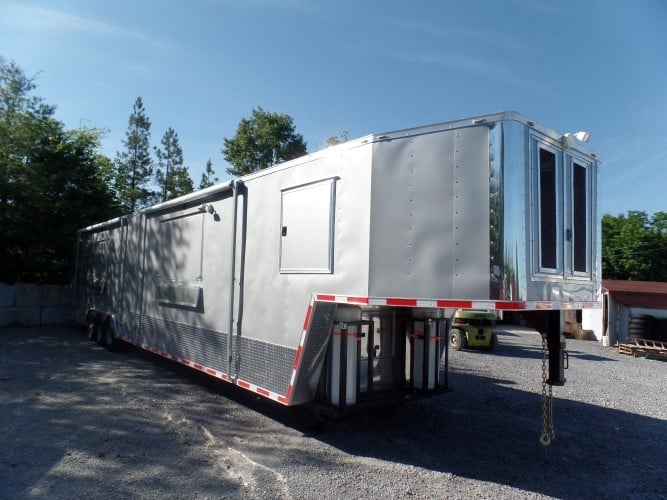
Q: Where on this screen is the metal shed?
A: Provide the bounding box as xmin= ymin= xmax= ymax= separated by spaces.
xmin=583 ymin=280 xmax=667 ymax=344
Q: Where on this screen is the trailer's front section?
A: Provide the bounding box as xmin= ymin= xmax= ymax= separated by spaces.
xmin=294 ymin=113 xmax=601 ymax=412
xmin=489 ymin=116 xmax=600 ymax=308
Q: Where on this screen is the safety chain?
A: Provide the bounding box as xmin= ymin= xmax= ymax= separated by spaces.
xmin=539 ymin=333 xmax=555 ymax=446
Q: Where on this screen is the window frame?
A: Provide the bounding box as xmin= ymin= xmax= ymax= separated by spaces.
xmin=279 ymin=178 xmax=337 ymax=274
xmin=566 ymin=152 xmax=593 ymax=279
xmin=532 ymin=137 xmax=563 ymax=276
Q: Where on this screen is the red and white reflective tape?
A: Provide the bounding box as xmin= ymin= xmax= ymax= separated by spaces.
xmin=120 ymin=336 xmax=288 ymax=405
xmin=314 ymin=294 xmax=599 ymax=310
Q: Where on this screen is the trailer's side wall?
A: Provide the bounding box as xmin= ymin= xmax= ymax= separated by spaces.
xmin=107 ymin=141 xmax=373 ymax=397
xmin=240 ymin=141 xmax=373 ymax=347
xmin=368 ymin=126 xmax=490 ymax=300
xmin=119 ymin=195 xmax=234 ymax=388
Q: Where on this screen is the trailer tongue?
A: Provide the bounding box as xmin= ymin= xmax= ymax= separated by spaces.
xmin=73 ymin=112 xmax=600 ymax=444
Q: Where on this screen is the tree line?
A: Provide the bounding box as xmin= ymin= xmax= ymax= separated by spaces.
xmin=602 ymin=211 xmax=667 ymax=282
xmin=1 ymin=56 xmax=665 ymax=285
xmin=0 ymin=56 xmax=306 ymax=284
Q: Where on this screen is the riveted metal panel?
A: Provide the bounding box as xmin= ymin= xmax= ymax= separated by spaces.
xmin=369 ymin=130 xmax=457 ymax=298
xmin=451 ymin=125 xmax=491 ymax=299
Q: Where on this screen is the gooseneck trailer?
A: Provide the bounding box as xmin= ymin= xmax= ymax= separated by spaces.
xmin=73 ymin=112 xmax=600 ymax=421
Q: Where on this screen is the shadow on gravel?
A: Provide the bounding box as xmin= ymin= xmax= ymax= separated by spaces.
xmin=294 ymin=332 xmax=663 ymax=498
xmin=0 ymin=326 xmax=250 ymax=498
xmin=490 ymin=331 xmax=618 ymax=364
xmin=2 ymin=326 xmax=664 ymax=499
xmin=311 ymin=376 xmax=666 ymax=499
xmin=162 ymin=330 xmax=665 ymax=499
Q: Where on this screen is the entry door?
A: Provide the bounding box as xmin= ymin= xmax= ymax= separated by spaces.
xmin=533 ymin=139 xmax=594 ymax=278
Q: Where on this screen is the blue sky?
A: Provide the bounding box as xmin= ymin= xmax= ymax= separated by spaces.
xmin=1 ymin=0 xmax=665 ymax=216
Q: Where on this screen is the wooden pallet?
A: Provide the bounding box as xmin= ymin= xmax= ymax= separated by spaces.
xmin=619 ymin=338 xmax=667 ymax=359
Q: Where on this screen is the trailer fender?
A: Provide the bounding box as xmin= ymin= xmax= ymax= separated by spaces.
xmin=95 ymin=316 xmax=107 ymax=346
xmin=86 ymin=310 xmax=99 ymax=342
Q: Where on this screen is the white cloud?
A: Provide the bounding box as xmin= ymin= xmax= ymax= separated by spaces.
xmin=1 ymin=1 xmax=172 ymax=52
xmin=395 ymin=50 xmax=549 ymax=94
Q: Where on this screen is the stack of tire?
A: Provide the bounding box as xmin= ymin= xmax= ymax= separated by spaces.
xmin=628 ymin=314 xmax=667 ymax=342
xmin=655 ymin=318 xmax=667 ymax=342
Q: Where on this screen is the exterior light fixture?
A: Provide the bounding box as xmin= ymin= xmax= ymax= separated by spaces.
xmin=561 ymin=131 xmax=591 ymax=147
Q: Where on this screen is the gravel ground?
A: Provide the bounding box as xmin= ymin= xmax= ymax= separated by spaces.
xmin=0 ymin=324 xmax=665 ymax=499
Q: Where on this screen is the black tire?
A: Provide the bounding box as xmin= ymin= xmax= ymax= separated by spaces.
xmin=449 ymin=329 xmax=465 ymax=351
xmin=486 ymin=332 xmax=496 ymax=351
xmin=653 ymin=320 xmax=667 ymax=341
xmin=85 ymin=310 xmax=96 ymax=326
xmin=629 ymin=316 xmax=655 ymax=328
xmin=628 ymin=321 xmax=651 ymax=332
xmin=627 ymin=330 xmax=644 ymax=340
xmin=95 ymin=319 xmax=106 ymax=346
xmin=87 ymin=320 xmax=97 ymax=341
xmin=103 ymin=318 xmax=118 ymax=352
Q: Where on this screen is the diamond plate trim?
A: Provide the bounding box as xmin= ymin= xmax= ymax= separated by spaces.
xmin=124 ymin=314 xmax=295 ymax=398
xmin=237 ymin=336 xmax=295 ymax=396
xmin=290 ymin=301 xmax=337 ymax=405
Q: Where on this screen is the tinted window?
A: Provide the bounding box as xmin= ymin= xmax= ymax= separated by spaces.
xmin=573 ymin=163 xmax=587 ymax=272
xmin=539 ymin=148 xmax=557 ymax=269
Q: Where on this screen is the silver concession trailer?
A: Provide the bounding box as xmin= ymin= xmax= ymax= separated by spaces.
xmin=73 ymin=111 xmax=601 ymax=414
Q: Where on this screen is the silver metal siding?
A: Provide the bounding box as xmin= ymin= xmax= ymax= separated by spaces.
xmin=368 ymin=127 xmax=491 ymax=300
xmin=452 ymin=126 xmax=491 ymax=299
xmin=368 ymin=132 xmax=455 ymax=298
xmin=239 ymin=143 xmax=372 ymax=348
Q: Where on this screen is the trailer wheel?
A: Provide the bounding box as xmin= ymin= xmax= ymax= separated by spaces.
xmin=103 ymin=318 xmax=118 ymax=352
xmin=86 ymin=321 xmax=97 ymax=341
xmin=95 ymin=319 xmax=106 ymax=346
xmin=449 ymin=329 xmax=465 ymax=351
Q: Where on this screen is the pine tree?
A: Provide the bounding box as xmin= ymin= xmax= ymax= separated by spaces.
xmin=114 ymin=96 xmax=155 ymax=212
xmin=155 ymin=127 xmax=193 ymax=201
xmin=199 ymin=158 xmax=218 ymax=189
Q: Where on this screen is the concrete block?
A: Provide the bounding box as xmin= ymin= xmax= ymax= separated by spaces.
xmin=41 ymin=306 xmax=69 ymax=325
xmin=0 ymin=308 xmax=18 ymax=328
xmin=0 ymin=284 xmax=16 ymax=308
xmin=15 ymin=307 xmax=42 ymax=326
xmin=42 ymin=285 xmax=70 ymax=307
xmin=15 ymin=284 xmax=42 ymax=307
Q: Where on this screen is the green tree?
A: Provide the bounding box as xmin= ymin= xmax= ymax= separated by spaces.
xmin=155 ymin=127 xmax=193 ymax=201
xmin=1 ymin=57 xmax=55 ymax=212
xmin=0 ymin=57 xmax=116 ymax=283
xmin=222 ymin=107 xmax=307 ymax=177
xmin=602 ymin=211 xmax=667 ymax=281
xmin=114 ymin=96 xmax=155 ymax=212
xmin=199 ymin=158 xmax=218 ymax=189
